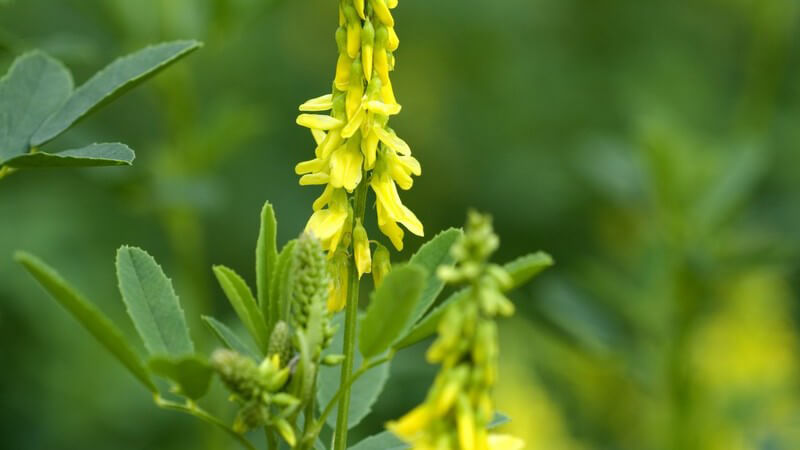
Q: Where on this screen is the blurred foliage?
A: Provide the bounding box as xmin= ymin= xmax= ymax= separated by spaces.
xmin=2 ymin=0 xmax=800 ymax=449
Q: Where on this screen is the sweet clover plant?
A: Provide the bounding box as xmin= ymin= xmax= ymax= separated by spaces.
xmin=12 ymin=2 xmax=551 ymax=449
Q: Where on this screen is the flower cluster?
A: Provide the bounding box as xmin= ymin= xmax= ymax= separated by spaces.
xmin=295 ymin=0 xmax=424 ymax=309
xmin=387 ymin=212 xmax=524 ymax=450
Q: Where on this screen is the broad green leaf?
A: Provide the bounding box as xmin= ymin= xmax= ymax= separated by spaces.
xmin=14 ymin=251 xmax=156 ymax=393
xmin=212 ymin=265 xmax=269 ymax=353
xmin=2 ymin=143 xmax=134 ymax=168
xmin=201 ymin=315 xmax=260 ymax=360
xmin=148 ymin=354 xmax=213 ymax=400
xmin=407 ymin=228 xmax=462 ymax=324
xmin=256 ymin=202 xmax=278 ymax=323
xmin=32 ymin=40 xmax=201 ymax=146
xmin=349 ymin=431 xmax=407 ymax=450
xmin=359 ymin=264 xmax=427 ymax=358
xmin=269 ymin=240 xmax=297 ymax=330
xmin=0 ymin=51 xmax=72 ymax=162
xmin=394 ymin=252 xmax=553 ymax=349
xmin=116 ymin=246 xmax=194 ymax=356
xmin=318 ymin=314 xmax=391 ymax=429
xmin=349 ymin=412 xmax=510 ymax=450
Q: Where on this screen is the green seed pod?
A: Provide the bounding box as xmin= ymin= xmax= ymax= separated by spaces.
xmin=322 ymin=354 xmax=346 ymax=366
xmin=275 ymin=418 xmax=297 ymax=447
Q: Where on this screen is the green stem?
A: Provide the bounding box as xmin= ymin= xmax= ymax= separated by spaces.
xmin=332 ymin=180 xmax=369 ymax=450
xmin=153 ymin=395 xmax=256 ymax=450
xmin=266 ymin=428 xmax=278 ymax=450
xmin=305 ymin=352 xmax=394 ymax=447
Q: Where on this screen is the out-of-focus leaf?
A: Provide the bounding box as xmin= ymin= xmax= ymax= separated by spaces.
xmin=116 ymin=246 xmax=194 ymax=356
xmin=394 ymin=252 xmax=553 ymax=349
xmin=148 ymin=354 xmax=213 ymax=400
xmin=256 ymin=201 xmax=278 ymax=326
xmin=3 ymin=143 xmax=134 ymax=168
xmin=32 ymin=40 xmax=201 ymax=146
xmin=406 ymin=228 xmax=462 ymax=324
xmin=0 ymin=51 xmax=72 ymax=161
xmin=359 ymin=264 xmax=427 ymax=358
xmin=212 ymin=265 xmax=269 ymax=353
xmin=318 ymin=314 xmax=391 ymax=429
xmin=15 ymin=251 xmax=157 ymax=393
xmin=201 ymin=315 xmax=260 ymax=360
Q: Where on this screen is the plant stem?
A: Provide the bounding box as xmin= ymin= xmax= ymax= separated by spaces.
xmin=153 ymin=395 xmax=256 ymax=450
xmin=332 ymin=180 xmax=369 ymax=450
xmin=305 ymin=352 xmax=394 ymax=446
xmin=266 ymin=428 xmax=278 ymax=450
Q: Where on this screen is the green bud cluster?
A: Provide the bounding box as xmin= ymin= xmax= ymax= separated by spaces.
xmin=210 ymin=349 xmax=297 ymax=434
xmin=289 ymin=233 xmax=337 ymax=357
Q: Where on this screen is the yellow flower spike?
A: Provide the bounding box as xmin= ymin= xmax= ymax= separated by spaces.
xmin=374 ymin=126 xmax=411 ymax=155
xmin=305 ymin=210 xmax=347 ymax=245
xmin=362 ymin=130 xmax=379 ymax=170
xmin=457 ymin=395 xmax=476 ymax=450
xmin=487 ymin=435 xmax=525 ymax=450
xmin=353 ymin=219 xmax=371 ymax=278
xmin=354 ymin=0 xmax=365 ymax=19
xmin=344 ymin=5 xmax=362 ymax=59
xmin=299 ymin=93 xmax=334 ymax=112
xmin=370 ymin=0 xmax=395 ymax=27
xmin=361 ymin=19 xmax=375 ymax=80
xmin=297 ymin=114 xmax=344 ymax=130
xmin=327 ymin=250 xmax=349 ymax=311
xmin=330 ymin=140 xmax=364 ymax=192
xmin=386 ymin=405 xmax=432 ymax=439
xmin=299 ymin=172 xmax=330 ymax=186
xmin=342 ymin=105 xmax=366 ymax=138
xmin=377 ymin=201 xmax=405 ymax=250
xmin=387 ymin=26 xmax=400 ymax=51
xmin=372 ymin=243 xmax=391 ymax=287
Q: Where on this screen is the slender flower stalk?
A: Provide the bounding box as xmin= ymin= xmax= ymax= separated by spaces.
xmin=387 ymin=212 xmax=525 ymax=450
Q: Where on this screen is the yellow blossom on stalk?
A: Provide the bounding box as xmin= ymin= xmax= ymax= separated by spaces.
xmin=353 ymin=219 xmax=371 ymax=277
xmin=295 ymin=0 xmax=423 ymax=309
xmin=387 ymin=212 xmax=525 ymax=450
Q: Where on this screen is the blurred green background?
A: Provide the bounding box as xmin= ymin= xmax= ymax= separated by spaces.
xmin=2 ymin=0 xmax=800 ymax=449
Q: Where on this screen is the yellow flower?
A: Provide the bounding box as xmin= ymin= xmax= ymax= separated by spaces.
xmin=386 ymin=405 xmax=432 ymax=440
xmin=328 ymin=250 xmax=349 ymax=311
xmin=304 ymin=188 xmax=350 ymax=254
xmin=371 ymin=169 xmax=424 ymax=249
xmin=353 ymin=219 xmax=371 ymax=278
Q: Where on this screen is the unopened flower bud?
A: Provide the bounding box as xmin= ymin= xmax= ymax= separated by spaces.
xmin=372 ymin=243 xmax=391 ymax=287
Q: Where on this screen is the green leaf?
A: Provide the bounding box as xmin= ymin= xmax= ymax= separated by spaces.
xmin=201 ymin=315 xmax=260 ymax=360
xmin=31 ymin=40 xmax=201 ymax=146
xmin=14 ymin=251 xmax=157 ymax=393
xmin=359 ymin=264 xmax=427 ymax=358
xmin=148 ymin=354 xmax=213 ymax=400
xmin=269 ymin=240 xmax=297 ymax=330
xmin=256 ymin=202 xmax=278 ymax=325
xmin=212 ymin=265 xmax=269 ymax=354
xmin=407 ymin=228 xmax=462 ymax=324
xmin=394 ymin=252 xmax=553 ymax=349
xmin=116 ymin=246 xmax=194 ymax=356
xmin=318 ymin=314 xmax=391 ymax=429
xmin=0 ymin=51 xmax=72 ymax=162
xmin=349 ymin=431 xmax=407 ymax=450
xmin=2 ymin=142 xmax=134 ymax=168
xmin=349 ymin=412 xmax=509 ymax=450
